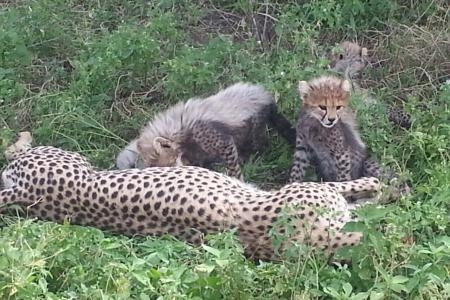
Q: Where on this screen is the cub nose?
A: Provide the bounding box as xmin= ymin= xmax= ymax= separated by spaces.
xmin=328 ymin=117 xmax=336 ymax=122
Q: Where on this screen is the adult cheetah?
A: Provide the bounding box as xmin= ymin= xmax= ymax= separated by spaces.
xmin=1 ymin=132 xmax=382 ymax=261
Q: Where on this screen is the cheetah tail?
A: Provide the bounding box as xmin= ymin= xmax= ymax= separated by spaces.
xmin=4 ymin=131 xmax=33 ymax=161
xmin=324 ymin=177 xmax=382 ymax=196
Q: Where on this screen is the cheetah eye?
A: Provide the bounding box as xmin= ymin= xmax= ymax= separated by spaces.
xmin=161 ymin=144 xmax=171 ymax=149
xmin=318 ymin=105 xmax=327 ymax=111
xmin=336 ymin=105 xmax=343 ymax=110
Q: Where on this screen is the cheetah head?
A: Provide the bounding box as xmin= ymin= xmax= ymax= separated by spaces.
xmin=329 ymin=41 xmax=368 ymax=80
xmin=298 ymin=76 xmax=351 ymax=128
xmin=137 ymin=136 xmax=187 ymax=167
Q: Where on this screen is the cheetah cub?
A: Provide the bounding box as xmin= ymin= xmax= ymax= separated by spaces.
xmin=289 ymin=75 xmax=384 ymax=187
xmin=329 ymin=41 xmax=369 ymax=81
xmin=1 ymin=132 xmax=382 ymax=261
xmin=117 ymin=82 xmax=296 ymax=180
xmin=329 ymin=41 xmax=412 ymax=129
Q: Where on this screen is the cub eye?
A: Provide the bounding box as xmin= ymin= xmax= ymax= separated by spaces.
xmin=336 ymin=105 xmax=343 ymax=110
xmin=161 ymin=144 xmax=171 ymax=149
xmin=318 ymin=105 xmax=327 ymax=111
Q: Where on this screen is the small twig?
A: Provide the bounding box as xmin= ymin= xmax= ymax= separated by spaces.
xmin=113 ymin=73 xmax=129 ymax=102
xmin=27 ymin=196 xmax=45 ymax=209
xmin=256 ymin=11 xmax=279 ymax=22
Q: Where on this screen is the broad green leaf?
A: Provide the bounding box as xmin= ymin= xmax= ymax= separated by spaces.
xmin=195 ymin=264 xmax=215 ymax=274
xmin=343 ymin=282 xmax=353 ymax=295
xmin=391 ymin=275 xmax=409 ymax=284
xmin=369 ymin=291 xmax=385 ymax=300
xmin=202 ymin=245 xmax=222 ymax=257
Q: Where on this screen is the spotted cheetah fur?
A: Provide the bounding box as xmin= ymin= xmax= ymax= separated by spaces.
xmin=1 ymin=132 xmax=382 ymax=261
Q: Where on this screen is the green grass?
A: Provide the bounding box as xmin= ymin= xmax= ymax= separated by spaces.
xmin=1 ymin=0 xmax=449 ymax=298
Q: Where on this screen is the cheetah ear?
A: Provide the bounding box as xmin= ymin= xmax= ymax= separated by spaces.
xmin=298 ymin=81 xmax=310 ymax=98
xmin=341 ymin=79 xmax=351 ymax=92
xmin=361 ymin=47 xmax=368 ymax=57
xmin=153 ymin=137 xmax=174 ymax=153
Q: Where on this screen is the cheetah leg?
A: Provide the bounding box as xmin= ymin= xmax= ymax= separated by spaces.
xmin=209 ymin=137 xmax=243 ymax=180
xmin=313 ymin=149 xmax=339 ymax=181
xmin=339 ymin=152 xmax=367 ymax=202
xmin=362 ymin=156 xmax=387 ymax=179
xmin=192 ymin=122 xmax=243 ymax=180
xmin=249 ymin=113 xmax=269 ymax=154
xmin=222 ymin=142 xmax=243 ymax=180
xmin=336 ymin=152 xmax=352 ymax=182
xmin=323 ymin=177 xmax=382 ymax=198
xmin=4 ymin=131 xmax=33 ymax=161
xmin=289 ymin=134 xmax=310 ymax=183
xmin=296 ymin=133 xmax=341 ymax=182
xmin=285 ymin=215 xmax=363 ymax=258
xmin=321 ymin=231 xmax=363 ymax=257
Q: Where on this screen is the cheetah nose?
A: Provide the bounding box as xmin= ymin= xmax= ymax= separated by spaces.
xmin=328 ymin=117 xmax=336 ymax=123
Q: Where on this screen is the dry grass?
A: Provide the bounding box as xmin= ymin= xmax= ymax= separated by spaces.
xmin=187 ymin=2 xmax=278 ymax=50
xmin=365 ymin=20 xmax=449 ymax=101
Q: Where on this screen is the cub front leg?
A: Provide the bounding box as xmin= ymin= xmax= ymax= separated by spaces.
xmin=335 ymin=151 xmax=352 ymax=181
xmin=192 ymin=121 xmax=243 ymax=180
xmin=311 ymin=147 xmax=340 ymax=182
xmin=290 ymin=133 xmax=311 ymax=183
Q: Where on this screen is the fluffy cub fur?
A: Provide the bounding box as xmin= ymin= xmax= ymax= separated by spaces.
xmin=289 ymin=75 xmax=383 ymax=185
xmin=117 ymin=82 xmax=295 ymax=180
xmin=329 ymin=41 xmax=369 ymax=80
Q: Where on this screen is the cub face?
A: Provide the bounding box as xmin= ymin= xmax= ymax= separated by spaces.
xmin=329 ymin=41 xmax=368 ymax=79
xmin=137 ymin=136 xmax=187 ymax=167
xmin=298 ymin=76 xmax=351 ymax=128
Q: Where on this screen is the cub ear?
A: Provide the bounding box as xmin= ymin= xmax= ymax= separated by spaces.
xmin=153 ymin=137 xmax=174 ymax=153
xmin=298 ymin=81 xmax=310 ymax=99
xmin=341 ymin=79 xmax=351 ymax=93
